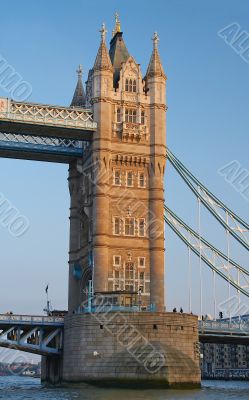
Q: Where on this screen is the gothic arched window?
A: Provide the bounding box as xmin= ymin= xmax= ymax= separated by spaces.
xmin=132 ymin=80 xmax=137 ymax=92
xmin=125 ymin=79 xmax=129 ymax=91
xmin=129 ymin=79 xmax=133 ymax=92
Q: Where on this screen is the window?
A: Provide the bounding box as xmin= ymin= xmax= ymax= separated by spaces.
xmin=129 ymin=79 xmax=133 ymax=92
xmin=126 ymin=171 xmax=133 ymax=187
xmin=115 ymin=270 xmax=120 ymax=278
xmin=113 ymin=255 xmax=121 ymax=266
xmin=125 ymin=263 xmax=134 ymax=279
xmin=114 ymin=217 xmax=121 ymax=235
xmin=132 ymin=80 xmax=137 ymax=92
xmin=138 ymin=172 xmax=145 ymax=188
xmin=114 ymin=170 xmax=121 ymax=185
xmin=139 ymin=219 xmax=145 ymax=237
xmin=138 ymin=257 xmax=145 ymax=267
xmin=117 ymin=108 xmax=121 ymax=123
xmin=125 ymin=218 xmax=135 ymax=236
xmin=125 ymin=79 xmax=137 ymax=93
xmin=141 ymin=110 xmax=145 ymax=124
xmin=139 ymin=272 xmax=144 ymax=280
xmin=125 ymin=109 xmax=137 ymax=123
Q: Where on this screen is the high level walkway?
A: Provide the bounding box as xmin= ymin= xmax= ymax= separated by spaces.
xmin=0 ymin=97 xmax=96 ymax=162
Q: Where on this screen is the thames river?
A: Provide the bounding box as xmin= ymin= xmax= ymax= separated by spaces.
xmin=0 ymin=377 xmax=249 ymax=399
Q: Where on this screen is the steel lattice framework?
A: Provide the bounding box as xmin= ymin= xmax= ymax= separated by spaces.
xmin=0 ymin=132 xmax=88 ymax=156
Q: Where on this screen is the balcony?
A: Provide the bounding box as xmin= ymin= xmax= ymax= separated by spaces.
xmin=113 ymin=122 xmax=148 ymax=142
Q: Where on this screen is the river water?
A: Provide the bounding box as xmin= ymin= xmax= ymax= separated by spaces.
xmin=0 ymin=376 xmax=249 ymax=399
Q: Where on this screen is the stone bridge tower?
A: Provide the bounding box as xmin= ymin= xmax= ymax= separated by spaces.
xmin=68 ymin=18 xmax=167 ymax=313
xmin=43 ymin=17 xmax=200 ymax=388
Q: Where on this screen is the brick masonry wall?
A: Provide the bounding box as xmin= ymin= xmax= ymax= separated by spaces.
xmin=62 ymin=312 xmax=201 ymax=388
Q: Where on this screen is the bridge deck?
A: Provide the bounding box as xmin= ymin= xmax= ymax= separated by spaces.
xmin=1 ymin=314 xmax=249 ymax=355
xmin=0 ymin=314 xmax=64 ymax=355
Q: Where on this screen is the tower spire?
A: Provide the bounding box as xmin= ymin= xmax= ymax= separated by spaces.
xmin=109 ymin=13 xmax=129 ymax=87
xmin=71 ymin=64 xmax=86 ymax=107
xmin=94 ymin=23 xmax=113 ymax=72
xmin=146 ymin=32 xmax=166 ymax=80
xmin=112 ymin=12 xmax=121 ymax=37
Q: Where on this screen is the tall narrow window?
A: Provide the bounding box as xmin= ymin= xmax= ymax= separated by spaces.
xmin=114 ymin=170 xmax=121 ymax=185
xmin=113 ymin=255 xmax=121 ymax=266
xmin=139 ymin=219 xmax=145 ymax=237
xmin=132 ymin=80 xmax=137 ymax=92
xmin=138 ymin=172 xmax=145 ymax=188
xmin=125 ymin=218 xmax=135 ymax=236
xmin=129 ymin=79 xmax=133 ymax=92
xmin=126 ymin=171 xmax=133 ymax=187
xmin=117 ymin=108 xmax=121 ymax=123
xmin=114 ymin=217 xmax=121 ymax=235
xmin=138 ymin=257 xmax=145 ymax=267
xmin=141 ymin=110 xmax=145 ymax=124
xmin=125 ymin=263 xmax=134 ymax=279
xmin=125 ymin=79 xmax=129 ymax=91
xmin=132 ymin=110 xmax=136 ymax=123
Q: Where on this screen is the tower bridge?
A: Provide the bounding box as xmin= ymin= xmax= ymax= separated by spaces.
xmin=0 ymin=16 xmax=248 ymax=387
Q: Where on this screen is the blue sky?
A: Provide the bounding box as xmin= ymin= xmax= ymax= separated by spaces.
xmin=0 ymin=0 xmax=248 ymax=323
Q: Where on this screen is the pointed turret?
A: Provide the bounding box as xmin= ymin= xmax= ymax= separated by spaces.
xmin=109 ymin=13 xmax=130 ymax=87
xmin=71 ymin=65 xmax=86 ymax=107
xmin=93 ymin=23 xmax=113 ymax=72
xmin=146 ymin=32 xmax=166 ymax=80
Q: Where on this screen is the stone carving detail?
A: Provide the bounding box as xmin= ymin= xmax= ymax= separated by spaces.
xmin=0 ymin=98 xmax=7 ymax=112
xmin=113 ymin=122 xmax=148 ymax=142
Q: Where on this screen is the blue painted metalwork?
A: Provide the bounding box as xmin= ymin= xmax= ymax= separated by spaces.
xmin=0 ymin=139 xmax=83 ymax=158
xmin=0 ymin=315 xmax=64 ymax=356
xmin=73 ymin=264 xmax=83 ymax=280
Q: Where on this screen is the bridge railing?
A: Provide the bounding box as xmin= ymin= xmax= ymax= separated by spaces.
xmin=0 ymin=314 xmax=64 ymax=324
xmin=199 ymin=320 xmax=249 ymax=334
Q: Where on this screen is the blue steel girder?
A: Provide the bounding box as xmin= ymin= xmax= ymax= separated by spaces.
xmin=0 ymin=315 xmax=64 ymax=356
xmin=0 ymin=132 xmax=89 ymax=163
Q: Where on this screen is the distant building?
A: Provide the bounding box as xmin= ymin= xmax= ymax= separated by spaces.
xmin=201 ymin=314 xmax=249 ymax=379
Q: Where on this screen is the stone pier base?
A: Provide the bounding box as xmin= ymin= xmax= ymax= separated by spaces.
xmin=41 ymin=355 xmax=63 ymax=384
xmin=61 ymin=312 xmax=201 ymax=388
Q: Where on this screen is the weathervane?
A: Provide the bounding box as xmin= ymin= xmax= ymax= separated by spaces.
xmin=152 ymin=31 xmax=159 ymax=49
